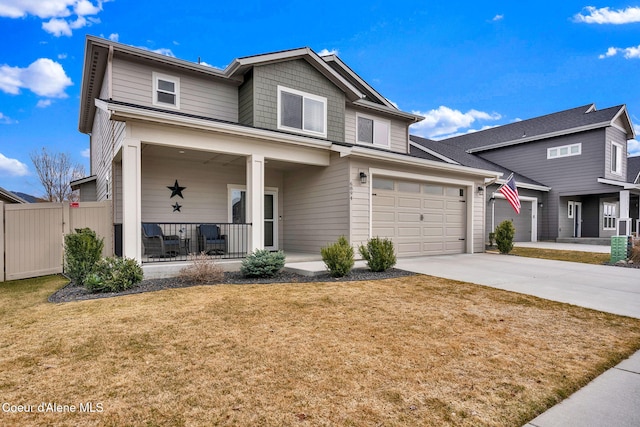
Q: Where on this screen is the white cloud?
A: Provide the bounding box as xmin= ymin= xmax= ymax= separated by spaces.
xmin=57 ymin=53 xmax=67 ymax=59
xmin=0 ymin=112 xmax=17 ymax=124
xmin=492 ymin=14 xmax=504 ymax=22
xmin=599 ymin=44 xmax=640 ymax=59
xmin=0 ymin=0 xmax=105 ymax=36
xmin=108 ymin=33 xmax=119 ymax=42
xmin=135 ymin=45 xmax=175 ymax=57
xmin=0 ymin=152 xmax=29 ymax=176
xmin=629 ymin=139 xmax=639 ymax=156
xmin=318 ymin=48 xmax=339 ymax=56
xmin=410 ymin=106 xmax=502 ymax=138
xmin=574 ymin=6 xmax=640 ymax=24
xmin=36 ymin=99 xmax=52 ymax=108
xmin=0 ymin=58 xmax=72 ymax=98
xmin=81 ymin=148 xmax=90 ymax=158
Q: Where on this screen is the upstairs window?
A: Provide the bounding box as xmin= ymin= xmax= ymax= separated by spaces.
xmin=547 ymin=143 xmax=581 ymax=159
xmin=357 ymin=114 xmax=390 ymax=148
xmin=277 ymin=86 xmax=327 ymax=137
xmin=153 ymin=72 xmax=180 ymax=108
xmin=611 ymin=142 xmax=623 ymax=175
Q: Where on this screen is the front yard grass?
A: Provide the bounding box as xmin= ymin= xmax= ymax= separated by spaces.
xmin=1 ymin=274 xmax=640 ymax=426
xmin=510 ymin=246 xmax=610 ymax=265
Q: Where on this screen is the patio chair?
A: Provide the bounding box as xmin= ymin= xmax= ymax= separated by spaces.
xmin=198 ymin=224 xmax=226 ymax=255
xmin=141 ymin=223 xmax=181 ymax=257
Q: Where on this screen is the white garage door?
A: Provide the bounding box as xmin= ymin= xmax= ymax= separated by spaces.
xmin=372 ymin=178 xmax=467 ymax=257
xmin=494 ymin=199 xmax=532 ymax=242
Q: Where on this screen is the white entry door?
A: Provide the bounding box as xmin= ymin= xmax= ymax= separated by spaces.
xmin=573 ymin=202 xmax=582 ymax=237
xmin=229 ymin=188 xmax=278 ymax=251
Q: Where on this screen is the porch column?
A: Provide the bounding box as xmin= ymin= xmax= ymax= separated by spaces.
xmin=246 ymin=154 xmax=264 ymax=252
xmin=620 ymin=190 xmax=631 ymax=235
xmin=121 ymin=138 xmax=142 ymax=262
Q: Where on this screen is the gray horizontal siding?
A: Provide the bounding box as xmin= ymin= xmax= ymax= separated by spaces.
xmin=282 ymin=153 xmax=350 ymax=253
xmin=111 ymin=57 xmax=238 ymax=122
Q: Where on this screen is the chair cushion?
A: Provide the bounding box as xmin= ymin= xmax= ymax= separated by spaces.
xmin=200 ymin=224 xmax=219 ymax=239
xmin=143 ymin=223 xmax=163 ymax=237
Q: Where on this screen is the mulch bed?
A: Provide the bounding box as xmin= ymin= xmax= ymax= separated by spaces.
xmin=49 ymin=268 xmax=416 ymax=303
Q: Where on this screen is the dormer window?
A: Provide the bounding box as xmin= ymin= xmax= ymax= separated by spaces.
xmin=153 ymin=72 xmax=180 ymax=109
xmin=277 ymin=86 xmax=327 ymax=137
xmin=357 ymin=114 xmax=390 ymax=148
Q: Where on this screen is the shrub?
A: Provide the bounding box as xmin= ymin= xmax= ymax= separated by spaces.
xmin=85 ymin=257 xmax=143 ymax=293
xmin=64 ymin=228 xmax=104 ymax=286
xmin=240 ymin=249 xmax=286 ymax=278
xmin=495 ymin=220 xmax=515 ymax=254
xmin=359 ymin=237 xmax=396 ymax=272
xmin=321 ymin=236 xmax=354 ymax=277
xmin=630 ymin=240 xmax=640 ymax=264
xmin=179 ymin=252 xmax=225 ymax=284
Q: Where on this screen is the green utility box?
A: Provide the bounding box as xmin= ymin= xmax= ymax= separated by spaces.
xmin=610 ymin=236 xmax=631 ymax=263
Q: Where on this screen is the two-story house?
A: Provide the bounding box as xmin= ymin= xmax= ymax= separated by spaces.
xmin=77 ymin=36 xmax=499 ymax=274
xmin=411 ymin=104 xmax=640 ymax=243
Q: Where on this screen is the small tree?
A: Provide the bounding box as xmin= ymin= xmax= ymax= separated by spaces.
xmin=30 ymin=147 xmax=85 ymax=202
xmin=64 ymin=228 xmax=104 ymax=286
xmin=495 ymin=220 xmax=515 ymax=254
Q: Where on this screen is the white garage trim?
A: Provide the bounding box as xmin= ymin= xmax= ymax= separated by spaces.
xmin=491 ymin=193 xmax=538 ymax=242
xmin=368 ymin=167 xmax=477 ymax=254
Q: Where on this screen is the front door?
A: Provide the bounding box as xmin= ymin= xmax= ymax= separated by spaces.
xmin=573 ymin=202 xmax=582 ymax=237
xmin=229 ymin=188 xmax=278 ymax=251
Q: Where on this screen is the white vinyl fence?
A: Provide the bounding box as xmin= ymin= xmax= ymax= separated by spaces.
xmin=0 ymin=201 xmax=112 ymax=281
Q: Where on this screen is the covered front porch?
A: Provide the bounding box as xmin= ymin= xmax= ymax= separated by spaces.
xmin=114 ymin=121 xmax=334 ymax=264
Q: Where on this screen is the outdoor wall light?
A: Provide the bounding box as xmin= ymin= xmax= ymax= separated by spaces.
xmin=359 ymin=172 xmax=368 ymax=184
xmin=477 ymin=186 xmax=484 ymax=194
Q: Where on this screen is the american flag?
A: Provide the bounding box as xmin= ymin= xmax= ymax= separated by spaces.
xmin=499 ymin=173 xmax=521 ymax=214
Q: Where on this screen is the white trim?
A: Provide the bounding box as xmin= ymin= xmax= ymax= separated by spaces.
xmin=568 ymin=200 xmax=574 ymax=219
xmin=356 ymin=112 xmax=391 ymax=148
xmin=152 ymin=72 xmax=180 ymax=109
xmin=491 ymin=193 xmax=538 ymax=242
xmin=602 ymin=201 xmax=617 ymax=230
xmin=227 ymin=184 xmax=279 ymax=251
xmin=597 ymin=177 xmax=640 ymax=190
xmin=493 ymin=177 xmax=551 ymax=192
xmin=573 ymin=201 xmax=582 ymax=237
xmin=277 ymin=85 xmax=327 ymax=138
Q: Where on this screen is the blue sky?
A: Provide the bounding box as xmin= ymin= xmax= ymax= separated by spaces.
xmin=2 ymin=1 xmax=640 ymax=197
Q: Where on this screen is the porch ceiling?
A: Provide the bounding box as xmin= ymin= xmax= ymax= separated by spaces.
xmin=141 ymin=144 xmax=310 ymax=171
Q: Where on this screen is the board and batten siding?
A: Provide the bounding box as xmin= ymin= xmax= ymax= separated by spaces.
xmin=345 ymin=107 xmax=409 ymax=154
xmin=251 ymin=60 xmax=345 ymax=142
xmin=111 ymin=56 xmax=238 ymax=123
xmin=282 ymin=153 xmax=350 ymax=253
xmin=350 ymin=159 xmax=486 ymax=254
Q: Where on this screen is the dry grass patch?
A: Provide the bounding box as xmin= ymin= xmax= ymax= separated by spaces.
xmin=510 ymin=247 xmax=610 ymax=265
xmin=1 ymin=274 xmax=639 ymax=426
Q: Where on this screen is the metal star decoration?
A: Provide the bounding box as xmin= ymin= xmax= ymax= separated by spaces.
xmin=167 ymin=180 xmax=186 ymax=198
xmin=172 ymin=202 xmax=182 ymax=212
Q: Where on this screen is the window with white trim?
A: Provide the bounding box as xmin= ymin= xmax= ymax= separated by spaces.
xmin=152 ymin=72 xmax=180 ymax=108
xmin=603 ymin=202 xmax=617 ymax=230
xmin=277 ymin=86 xmax=327 ymax=137
xmin=611 ymin=142 xmax=623 ymax=175
xmin=357 ymin=114 xmax=390 ymax=148
xmin=547 ymin=143 xmax=581 ymax=159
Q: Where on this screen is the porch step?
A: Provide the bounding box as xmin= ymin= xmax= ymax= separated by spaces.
xmin=556 ymin=237 xmax=611 ymax=246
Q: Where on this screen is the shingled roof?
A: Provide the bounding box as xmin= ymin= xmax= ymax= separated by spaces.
xmin=440 ymin=104 xmax=634 ymax=153
xmin=409 ymin=135 xmax=547 ymax=188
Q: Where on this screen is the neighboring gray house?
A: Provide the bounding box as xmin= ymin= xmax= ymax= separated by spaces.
xmin=0 ymin=187 xmax=27 ymax=204
xmin=412 ymin=104 xmax=640 ymax=242
xmin=77 ymin=36 xmax=500 ymax=274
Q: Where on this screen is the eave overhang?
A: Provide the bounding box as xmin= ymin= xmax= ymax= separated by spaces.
xmin=597 ymin=177 xmax=640 ymax=190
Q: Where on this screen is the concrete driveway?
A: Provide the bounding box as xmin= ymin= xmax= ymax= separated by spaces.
xmin=396 ymin=253 xmax=640 ymax=319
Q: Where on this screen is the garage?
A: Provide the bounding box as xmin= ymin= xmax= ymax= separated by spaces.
xmin=493 ymin=198 xmax=532 ymax=242
xmin=372 ymin=177 xmax=467 ymax=256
